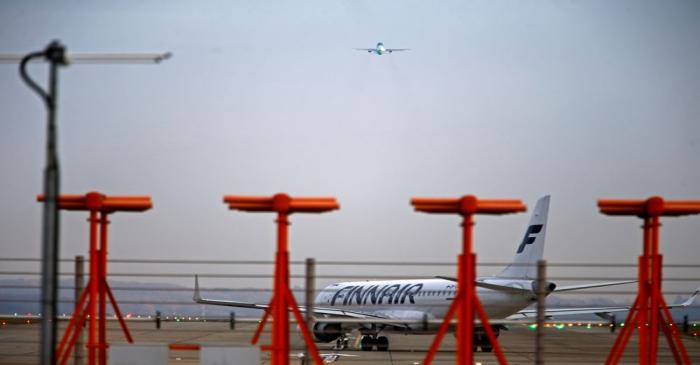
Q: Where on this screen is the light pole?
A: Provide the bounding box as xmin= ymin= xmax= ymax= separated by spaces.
xmin=19 ymin=41 xmax=67 ymax=365
xmin=2 ymin=41 xmax=170 ymax=364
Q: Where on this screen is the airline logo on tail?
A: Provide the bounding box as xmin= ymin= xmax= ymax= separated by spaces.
xmin=517 ymin=224 xmax=544 ymax=253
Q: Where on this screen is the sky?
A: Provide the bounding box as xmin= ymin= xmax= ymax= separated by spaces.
xmin=1 ymin=1 xmax=699 ymax=293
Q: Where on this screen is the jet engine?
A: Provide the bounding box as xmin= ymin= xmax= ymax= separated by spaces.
xmin=312 ymin=322 xmax=342 ymax=342
xmin=531 ymin=280 xmax=556 ymax=299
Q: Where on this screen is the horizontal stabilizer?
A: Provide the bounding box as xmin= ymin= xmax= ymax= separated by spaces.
xmin=435 ymin=276 xmax=531 ymax=294
xmin=512 ymin=285 xmax=699 ymax=319
xmin=553 ymin=280 xmax=636 ymax=292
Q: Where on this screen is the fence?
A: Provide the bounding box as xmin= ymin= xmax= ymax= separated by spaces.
xmin=1 ymin=256 xmax=699 ymax=364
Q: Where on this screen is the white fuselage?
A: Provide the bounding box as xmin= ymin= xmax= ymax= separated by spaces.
xmin=375 ymin=43 xmax=387 ymax=55
xmin=315 ymin=278 xmax=535 ymax=332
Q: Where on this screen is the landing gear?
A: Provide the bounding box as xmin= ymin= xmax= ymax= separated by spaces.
xmin=333 ymin=336 xmax=349 ymax=350
xmin=359 ymin=335 xmax=390 ymax=351
xmin=360 ymin=335 xmax=374 ymax=351
xmin=473 ymin=326 xmax=500 ymax=352
xmin=376 ymin=336 xmax=389 ymax=351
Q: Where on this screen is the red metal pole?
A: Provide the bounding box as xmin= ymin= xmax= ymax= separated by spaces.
xmin=274 ymin=212 xmax=290 ymax=365
xmin=423 ymin=291 xmax=461 ymax=365
xmin=55 ymin=282 xmax=90 ymax=361
xmin=605 ymin=306 xmax=639 ymax=365
xmin=460 ymin=213 xmax=474 ymax=365
xmin=460 ymin=253 xmax=473 ymax=365
xmin=649 ymin=242 xmax=661 ymax=363
xmin=457 ymin=254 xmax=465 ymax=364
xmin=658 ymin=308 xmax=683 ymax=365
xmin=98 ymin=212 xmax=108 ymax=365
xmin=638 ymin=254 xmax=648 ymax=365
xmin=660 ymin=297 xmax=690 ymax=364
xmin=286 ymin=290 xmax=325 ymax=365
xmin=103 ymin=280 xmax=133 ymax=343
xmin=250 ymin=296 xmax=274 ymax=345
xmin=473 ymin=292 xmax=508 ymax=364
xmin=88 ymin=209 xmax=98 ymax=365
xmin=59 ymin=307 xmax=90 ymax=365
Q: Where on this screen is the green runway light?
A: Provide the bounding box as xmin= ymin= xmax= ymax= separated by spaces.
xmin=528 ymin=324 xmax=537 ymax=330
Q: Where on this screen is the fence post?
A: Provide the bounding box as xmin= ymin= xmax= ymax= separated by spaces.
xmin=303 ymin=258 xmax=316 ymax=364
xmin=535 ymin=259 xmax=546 ymax=365
xmin=230 ymin=312 xmax=236 ymax=330
xmin=74 ymin=255 xmax=84 ymax=365
xmin=155 ymin=311 xmax=161 ymax=330
xmin=683 ymin=315 xmax=688 ymax=334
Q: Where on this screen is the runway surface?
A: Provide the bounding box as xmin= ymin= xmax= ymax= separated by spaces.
xmin=1 ymin=319 xmax=698 ymax=364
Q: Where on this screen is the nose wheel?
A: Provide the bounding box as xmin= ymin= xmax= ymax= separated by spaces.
xmin=333 ymin=336 xmax=349 ymax=350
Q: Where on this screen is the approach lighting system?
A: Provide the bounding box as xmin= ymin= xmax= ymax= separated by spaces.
xmin=223 ymin=193 xmax=339 ymax=365
xmin=224 ymin=194 xmax=339 ymax=214
xmin=38 ymin=193 xmax=152 ymax=212
xmin=599 ymin=196 xmax=700 ymax=365
xmin=412 ymin=195 xmax=526 ymax=365
xmin=38 ymin=192 xmax=152 ymax=365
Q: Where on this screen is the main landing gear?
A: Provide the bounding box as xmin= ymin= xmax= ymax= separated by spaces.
xmin=472 ymin=326 xmax=501 ymax=352
xmin=360 ymin=334 xmax=389 ymax=351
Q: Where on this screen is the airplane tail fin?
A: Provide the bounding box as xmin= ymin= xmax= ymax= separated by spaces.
xmin=193 ymin=274 xmax=202 ymax=302
xmin=495 ymin=195 xmax=550 ymax=280
xmin=679 ymin=285 xmax=700 ymax=307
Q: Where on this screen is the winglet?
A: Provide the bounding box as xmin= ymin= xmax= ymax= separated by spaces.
xmin=679 ymin=285 xmax=700 ymax=307
xmin=193 ymin=274 xmax=202 ymax=302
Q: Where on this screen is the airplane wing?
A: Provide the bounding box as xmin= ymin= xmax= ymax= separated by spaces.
xmin=193 ymin=275 xmax=387 ymax=320
xmin=386 ymin=48 xmax=409 ymax=52
xmin=509 ymin=286 xmax=700 ymax=319
xmin=353 ymin=48 xmax=375 ymax=52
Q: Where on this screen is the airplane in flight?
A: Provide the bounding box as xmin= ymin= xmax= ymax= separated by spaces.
xmin=354 ymin=42 xmax=409 ymax=55
xmin=193 ymin=195 xmax=699 ymax=352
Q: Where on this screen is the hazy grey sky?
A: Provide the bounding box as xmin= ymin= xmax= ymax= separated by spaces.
xmin=1 ymin=1 xmax=699 ymax=289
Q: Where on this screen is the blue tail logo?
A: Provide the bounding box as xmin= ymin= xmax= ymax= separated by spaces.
xmin=517 ymin=224 xmax=543 ymax=253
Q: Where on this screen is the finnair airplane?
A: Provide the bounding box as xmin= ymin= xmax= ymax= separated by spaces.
xmin=354 ymin=42 xmax=409 ymax=55
xmin=193 ymin=196 xmax=699 ymax=352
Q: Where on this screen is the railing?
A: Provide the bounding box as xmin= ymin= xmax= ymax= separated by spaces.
xmin=1 ymin=256 xmax=698 ymax=364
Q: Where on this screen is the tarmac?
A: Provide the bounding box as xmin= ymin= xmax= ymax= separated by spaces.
xmin=1 ymin=319 xmax=699 ymax=364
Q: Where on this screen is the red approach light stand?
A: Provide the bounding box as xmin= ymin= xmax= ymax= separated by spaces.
xmin=412 ymin=195 xmax=526 ymax=365
xmin=223 ymin=193 xmax=339 ymax=365
xmin=600 ymin=196 xmax=700 ymax=365
xmin=39 ymin=192 xmax=152 ymax=365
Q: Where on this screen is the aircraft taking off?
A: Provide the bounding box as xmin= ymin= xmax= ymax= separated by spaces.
xmin=193 ymin=195 xmax=699 ymax=352
xmin=354 ymin=42 xmax=409 ymax=55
